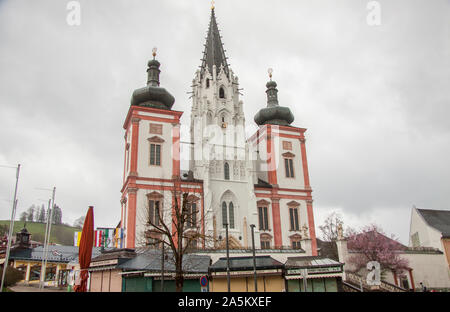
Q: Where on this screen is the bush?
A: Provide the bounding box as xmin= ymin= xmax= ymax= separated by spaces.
xmin=0 ymin=266 xmax=25 ymax=288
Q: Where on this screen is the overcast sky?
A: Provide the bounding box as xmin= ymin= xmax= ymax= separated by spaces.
xmin=0 ymin=0 xmax=449 ymax=244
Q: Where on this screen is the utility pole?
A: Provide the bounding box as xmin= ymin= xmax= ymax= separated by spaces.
xmin=250 ymin=224 xmax=257 ymax=292
xmin=39 ymin=199 xmax=51 ymax=290
xmin=0 ymin=164 xmax=21 ymax=292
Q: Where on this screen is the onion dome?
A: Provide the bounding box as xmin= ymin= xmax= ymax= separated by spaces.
xmin=254 ymin=69 xmax=294 ymax=126
xmin=131 ymin=48 xmax=175 ymax=110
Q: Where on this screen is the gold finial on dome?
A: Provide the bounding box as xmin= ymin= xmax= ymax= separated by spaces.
xmin=211 ymin=0 xmax=215 ymax=10
xmin=268 ymin=68 xmax=273 ymax=81
xmin=152 ymin=47 xmax=157 ymax=59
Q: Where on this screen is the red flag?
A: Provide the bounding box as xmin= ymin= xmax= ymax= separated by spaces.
xmin=74 ymin=206 xmax=94 ymax=292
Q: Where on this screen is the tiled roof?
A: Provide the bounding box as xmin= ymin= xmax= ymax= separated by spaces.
xmin=417 ymin=208 xmax=450 ymax=237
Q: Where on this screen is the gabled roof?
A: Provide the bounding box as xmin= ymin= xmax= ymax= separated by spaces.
xmin=417 ymin=208 xmax=450 ymax=237
xmin=348 ymin=230 xmax=407 ymax=251
xmin=200 ymin=8 xmax=230 ymax=79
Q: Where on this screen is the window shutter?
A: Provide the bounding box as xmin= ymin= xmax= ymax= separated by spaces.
xmin=150 ymin=144 xmax=155 ymax=165
xmin=192 ymin=203 xmax=197 ymax=227
xmin=149 ymin=200 xmax=154 ymax=224
xmin=155 ymin=145 xmax=161 ymax=166
xmin=289 ymin=208 xmax=295 ymax=230
xmin=155 ymin=201 xmax=160 ymax=225
xmin=263 ymin=207 xmax=269 ymax=230
xmin=289 ymin=159 xmax=294 ymax=177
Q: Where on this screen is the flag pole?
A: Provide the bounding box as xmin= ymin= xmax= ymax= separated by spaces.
xmin=0 ymin=164 xmax=21 ymax=292
xmin=39 ymin=187 xmax=56 ymax=290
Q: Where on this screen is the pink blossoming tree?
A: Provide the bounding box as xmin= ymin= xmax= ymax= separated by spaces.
xmin=347 ymin=224 xmax=409 ymax=274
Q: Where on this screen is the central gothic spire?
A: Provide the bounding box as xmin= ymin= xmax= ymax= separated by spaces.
xmin=200 ymin=7 xmax=230 ymax=79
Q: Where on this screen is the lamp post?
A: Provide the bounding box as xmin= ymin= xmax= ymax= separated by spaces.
xmin=224 ymin=222 xmax=230 ymax=292
xmin=0 ymin=164 xmax=21 ymax=293
xmin=250 ymin=224 xmax=257 ymax=292
xmin=161 ymin=241 xmax=164 ymax=292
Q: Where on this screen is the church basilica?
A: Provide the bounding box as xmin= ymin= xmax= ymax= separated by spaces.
xmin=120 ymin=7 xmax=318 ymax=258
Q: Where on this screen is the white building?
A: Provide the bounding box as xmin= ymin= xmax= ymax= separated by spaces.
xmin=119 ymin=7 xmax=318 ymax=258
xmin=336 ymin=207 xmax=450 ymax=291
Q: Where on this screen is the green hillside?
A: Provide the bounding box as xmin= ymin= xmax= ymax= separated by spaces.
xmin=0 ymin=220 xmax=80 ymax=246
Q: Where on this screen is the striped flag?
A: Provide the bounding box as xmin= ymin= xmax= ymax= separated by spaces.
xmin=73 ymin=232 xmax=82 ymax=246
xmin=114 ymin=228 xmax=124 ymax=248
xmin=94 ymin=230 xmax=102 ymax=247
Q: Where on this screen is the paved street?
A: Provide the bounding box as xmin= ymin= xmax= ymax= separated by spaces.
xmin=9 ymin=284 xmax=67 ymax=292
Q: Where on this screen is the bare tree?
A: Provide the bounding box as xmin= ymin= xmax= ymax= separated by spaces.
xmin=318 ymin=211 xmax=344 ymax=242
xmin=137 ymin=188 xmax=214 ymax=292
xmin=26 ymin=205 xmax=35 ymax=222
xmin=73 ymin=216 xmax=85 ymax=229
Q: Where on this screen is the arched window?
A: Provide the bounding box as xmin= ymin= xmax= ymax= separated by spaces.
xmin=228 ymin=202 xmax=235 ymax=229
xmin=206 ymin=78 xmax=210 ymax=88
xmin=290 ymin=234 xmax=302 ymax=250
xmin=224 ymin=162 xmax=230 ymax=180
xmin=222 ymin=202 xmax=227 ymax=228
xmin=219 ymin=87 xmax=225 ymax=99
xmin=260 ymin=234 xmax=272 ymax=249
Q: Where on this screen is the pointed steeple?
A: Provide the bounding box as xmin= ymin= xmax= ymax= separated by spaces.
xmin=200 ymin=7 xmax=230 ymax=79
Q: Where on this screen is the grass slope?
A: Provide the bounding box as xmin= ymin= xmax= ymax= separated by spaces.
xmin=0 ymin=220 xmax=81 ymax=246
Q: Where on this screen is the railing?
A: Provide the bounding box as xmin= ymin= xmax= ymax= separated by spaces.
xmin=345 ymin=272 xmax=406 ymax=292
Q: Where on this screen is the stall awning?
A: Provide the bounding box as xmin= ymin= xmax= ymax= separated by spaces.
xmin=285 ymin=273 xmax=343 ymax=280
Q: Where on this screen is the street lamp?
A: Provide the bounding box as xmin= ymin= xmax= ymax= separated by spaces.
xmin=161 ymin=241 xmax=164 ymax=292
xmin=0 ymin=164 xmax=21 ymax=293
xmin=250 ymin=224 xmax=257 ymax=292
xmin=223 ymin=222 xmax=230 ymax=292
